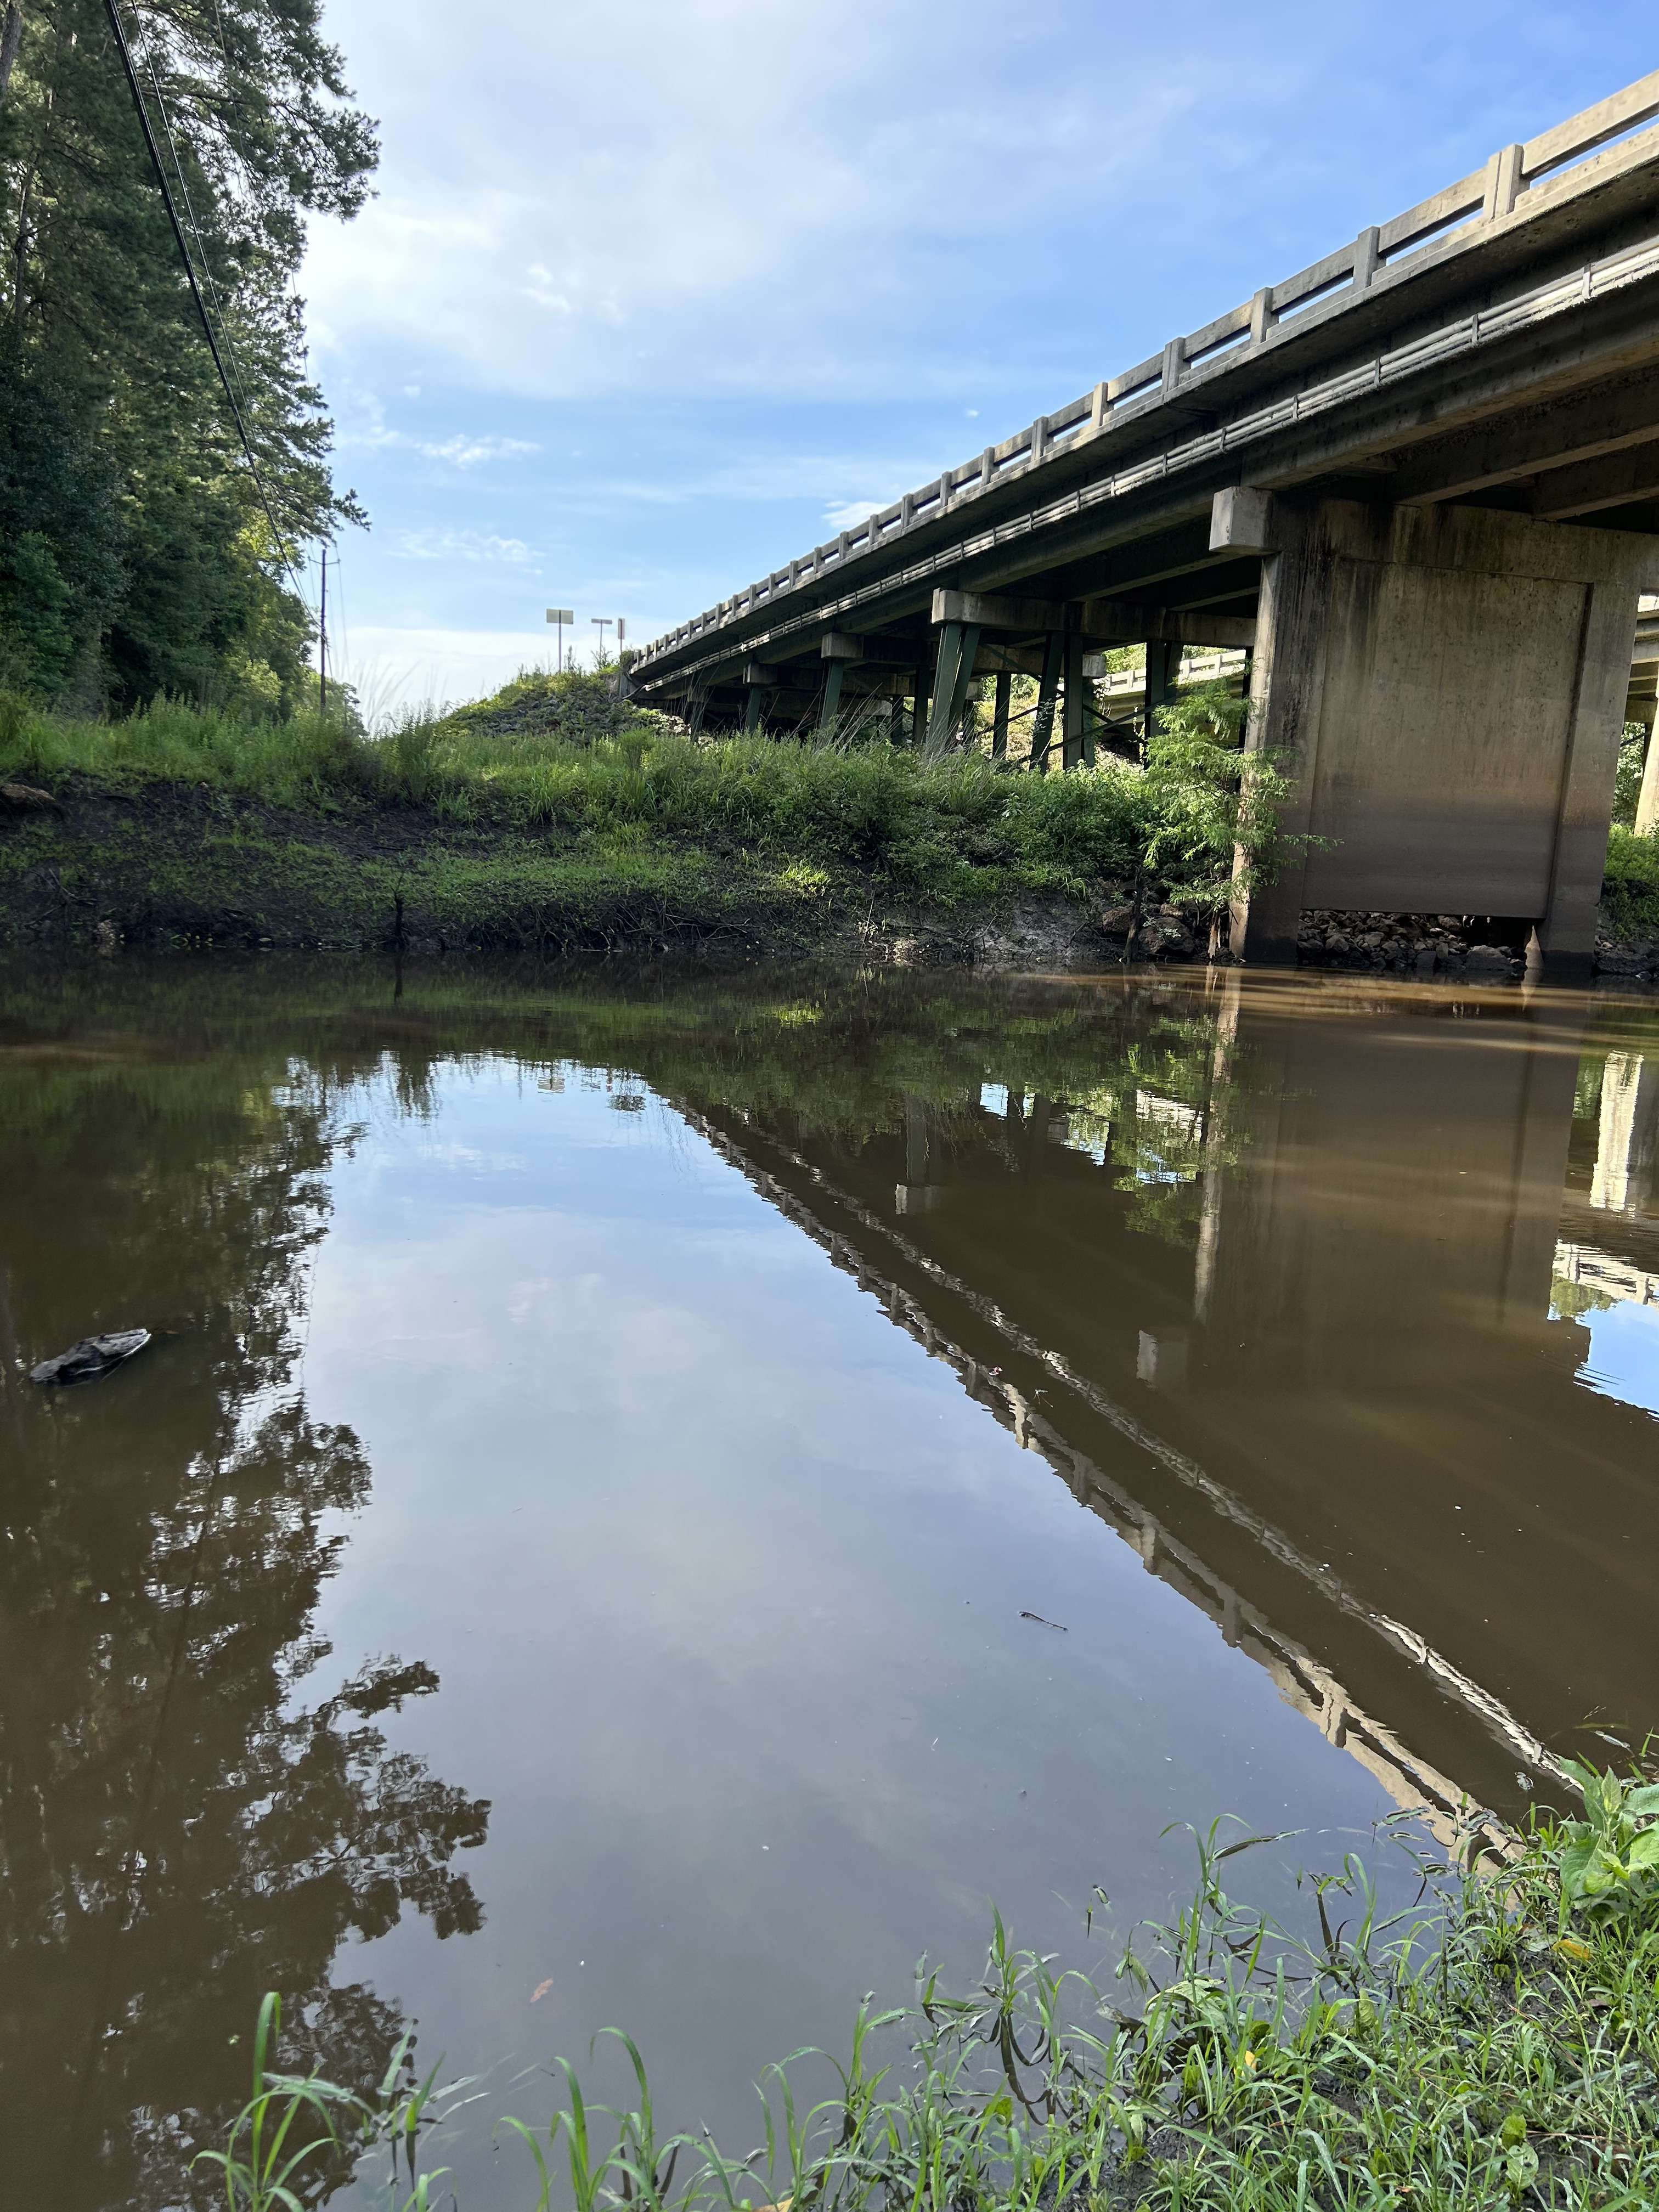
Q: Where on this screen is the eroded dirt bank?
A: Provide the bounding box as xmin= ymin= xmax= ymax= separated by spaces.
xmin=1 ymin=778 xmax=1650 ymax=977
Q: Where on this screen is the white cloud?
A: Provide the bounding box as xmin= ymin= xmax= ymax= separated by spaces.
xmin=415 ymin=434 xmax=541 ymax=467
xmin=552 ymin=453 xmax=937 ymax=515
xmin=333 ymin=388 xmax=539 ymax=469
xmin=390 ymin=529 xmax=537 ymax=564
xmin=821 ymin=498 xmax=885 ymax=530
xmin=304 ymin=0 xmax=1607 ymax=417
xmin=302 ymin=0 xmax=1218 ymax=405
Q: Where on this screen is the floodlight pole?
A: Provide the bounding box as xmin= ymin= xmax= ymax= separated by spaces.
xmin=591 ymin=617 xmax=612 ymax=662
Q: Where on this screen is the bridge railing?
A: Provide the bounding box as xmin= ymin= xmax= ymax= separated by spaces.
xmin=636 ymin=71 xmax=1659 ymax=675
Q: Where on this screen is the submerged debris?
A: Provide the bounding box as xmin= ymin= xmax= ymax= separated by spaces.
xmin=29 ymin=1328 xmax=151 ymax=1386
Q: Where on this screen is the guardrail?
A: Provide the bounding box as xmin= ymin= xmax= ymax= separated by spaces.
xmin=635 ymin=70 xmax=1659 ymax=676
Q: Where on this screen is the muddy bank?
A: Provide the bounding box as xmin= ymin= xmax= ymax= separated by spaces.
xmin=1 ymin=778 xmax=1647 ymax=977
xmin=0 ymin=777 xmax=1119 ymax=967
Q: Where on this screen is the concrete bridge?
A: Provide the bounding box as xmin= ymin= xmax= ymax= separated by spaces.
xmin=629 ymin=75 xmax=1659 ymax=974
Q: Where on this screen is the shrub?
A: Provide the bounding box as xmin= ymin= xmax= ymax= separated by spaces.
xmin=1602 ymin=824 xmax=1659 ymax=937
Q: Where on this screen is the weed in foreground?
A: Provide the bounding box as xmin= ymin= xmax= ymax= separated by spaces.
xmin=196 ymin=1780 xmax=1659 ymax=2212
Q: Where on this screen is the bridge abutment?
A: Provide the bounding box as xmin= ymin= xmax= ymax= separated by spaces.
xmin=1223 ymin=494 xmax=1659 ymax=973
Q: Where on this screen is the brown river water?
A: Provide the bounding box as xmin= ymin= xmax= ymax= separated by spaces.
xmin=4 ymin=956 xmax=1658 ymax=2209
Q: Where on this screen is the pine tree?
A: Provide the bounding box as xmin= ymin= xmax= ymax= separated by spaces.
xmin=0 ymin=0 xmax=377 ymax=707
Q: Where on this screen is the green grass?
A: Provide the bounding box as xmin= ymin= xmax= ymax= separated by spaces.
xmin=201 ymin=1778 xmax=1659 ymax=2212
xmin=10 ymin=675 xmax=1652 ymax=950
xmin=0 ymin=672 xmax=1241 ymax=914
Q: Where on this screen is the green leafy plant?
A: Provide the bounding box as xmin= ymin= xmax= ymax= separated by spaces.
xmin=1137 ymin=680 xmax=1317 ymax=927
xmin=1603 ymin=820 xmax=1659 ymax=937
xmin=1613 ymin=721 xmax=1649 ymax=825
xmin=1550 ymin=1757 xmax=1659 ymax=1922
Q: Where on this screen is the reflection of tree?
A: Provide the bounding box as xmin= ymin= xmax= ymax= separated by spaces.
xmin=0 ymin=1034 xmax=488 ymax=2212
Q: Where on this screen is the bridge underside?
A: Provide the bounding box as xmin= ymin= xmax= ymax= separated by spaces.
xmin=629 ymin=83 xmax=1659 ymax=974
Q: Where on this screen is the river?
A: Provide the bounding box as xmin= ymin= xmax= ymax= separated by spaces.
xmin=4 ymin=956 xmax=1656 ymax=2209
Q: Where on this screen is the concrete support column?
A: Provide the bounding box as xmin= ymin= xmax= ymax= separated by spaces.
xmin=1225 ymin=499 xmax=1333 ymax=964
xmin=743 ymin=685 xmax=765 ymax=735
xmin=992 ymin=670 xmax=1012 ymax=760
xmin=927 ymin=619 xmax=983 ymax=756
xmin=1144 ymin=639 xmax=1182 ymax=739
xmin=1531 ymin=577 xmax=1645 ymax=974
xmin=1062 ymin=631 xmax=1089 ymax=770
xmin=819 ymin=659 xmax=845 ymax=733
xmin=1214 ymin=490 xmax=1656 ymax=972
xmin=1030 ymin=632 xmax=1064 ymax=772
xmin=1637 ymin=732 xmax=1659 ymax=837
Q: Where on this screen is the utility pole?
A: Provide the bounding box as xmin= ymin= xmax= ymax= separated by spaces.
xmin=591 ymin=617 xmax=612 ymax=662
xmin=546 ymin=607 xmax=573 ymax=672
xmin=319 ymin=547 xmax=328 ymax=715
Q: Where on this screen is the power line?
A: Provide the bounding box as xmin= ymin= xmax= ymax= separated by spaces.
xmin=135 ymin=23 xmax=259 ymax=443
xmin=99 ymin=0 xmax=311 ymax=606
xmin=138 ymin=29 xmax=301 ymax=617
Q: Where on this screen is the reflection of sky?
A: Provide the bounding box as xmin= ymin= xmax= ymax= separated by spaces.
xmin=301 ymin=1059 xmax=1404 ymax=2208
xmin=1572 ymin=1302 xmax=1659 ymax=1420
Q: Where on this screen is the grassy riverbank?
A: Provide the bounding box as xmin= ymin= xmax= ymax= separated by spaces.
xmin=5 ymin=675 xmax=1656 ymax=968
xmin=208 ymin=1774 xmax=1659 ymax=2211
xmin=0 ymin=673 xmax=1253 ymax=960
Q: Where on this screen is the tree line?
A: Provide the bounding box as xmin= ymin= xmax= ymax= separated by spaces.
xmin=0 ymin=0 xmax=375 ymax=713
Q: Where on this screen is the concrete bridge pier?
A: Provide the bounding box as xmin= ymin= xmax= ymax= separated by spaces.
xmin=1030 ymin=631 xmax=1064 ymax=770
xmin=1062 ymin=631 xmax=1093 ymax=769
xmin=1217 ymin=489 xmax=1659 ymax=976
xmin=992 ymin=670 xmax=1012 ymax=759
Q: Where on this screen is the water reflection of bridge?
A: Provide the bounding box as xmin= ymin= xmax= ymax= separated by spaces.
xmin=676 ymin=979 xmax=1659 ymax=1846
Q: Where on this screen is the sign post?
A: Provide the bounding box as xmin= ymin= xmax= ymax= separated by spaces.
xmin=545 ymin=608 xmax=574 ymax=671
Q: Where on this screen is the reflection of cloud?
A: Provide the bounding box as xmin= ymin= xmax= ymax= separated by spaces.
xmin=302 ymin=1058 xmax=1402 ymax=2199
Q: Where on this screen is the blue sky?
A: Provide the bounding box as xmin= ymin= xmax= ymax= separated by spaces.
xmin=298 ymin=1 xmax=1659 ymax=708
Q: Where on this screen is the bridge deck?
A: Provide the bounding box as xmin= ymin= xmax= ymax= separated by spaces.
xmin=631 ymin=72 xmax=1659 ymax=716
